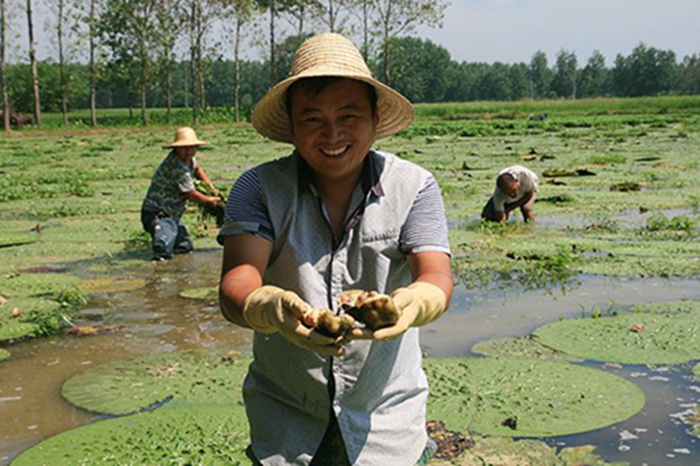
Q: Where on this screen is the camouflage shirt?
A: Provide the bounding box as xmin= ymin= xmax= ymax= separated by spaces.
xmin=142 ymin=151 xmax=197 ymax=219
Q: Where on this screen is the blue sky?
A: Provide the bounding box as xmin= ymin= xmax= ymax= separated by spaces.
xmin=417 ymin=0 xmax=700 ymax=65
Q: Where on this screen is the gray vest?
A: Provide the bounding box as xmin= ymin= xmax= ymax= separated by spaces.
xmin=246 ymin=151 xmax=432 ymax=466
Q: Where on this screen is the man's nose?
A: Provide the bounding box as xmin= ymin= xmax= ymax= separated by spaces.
xmin=322 ymin=120 xmax=343 ymax=140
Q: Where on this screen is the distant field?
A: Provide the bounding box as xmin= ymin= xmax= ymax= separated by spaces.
xmin=11 ymin=94 xmax=700 ymax=131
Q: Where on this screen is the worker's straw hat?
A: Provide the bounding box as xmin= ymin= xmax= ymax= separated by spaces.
xmin=163 ymin=127 xmax=207 ymax=148
xmin=251 ymin=33 xmax=414 ymax=143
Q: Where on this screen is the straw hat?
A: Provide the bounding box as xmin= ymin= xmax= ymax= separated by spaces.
xmin=162 ymin=127 xmax=207 ymax=149
xmin=251 ymin=33 xmax=414 ymax=143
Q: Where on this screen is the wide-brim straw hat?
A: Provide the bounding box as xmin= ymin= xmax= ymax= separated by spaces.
xmin=251 ymin=33 xmax=414 ymax=143
xmin=162 ymin=127 xmax=207 ymax=148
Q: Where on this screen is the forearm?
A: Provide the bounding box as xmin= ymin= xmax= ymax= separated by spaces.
xmin=195 ymin=166 xmax=216 ymax=191
xmin=219 ymin=264 xmax=263 ymax=328
xmin=186 ymin=189 xmax=218 ymax=206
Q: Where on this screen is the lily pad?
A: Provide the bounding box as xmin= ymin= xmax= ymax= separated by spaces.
xmin=430 ymin=435 xmax=620 ymax=466
xmin=0 ymin=297 xmax=62 ymax=342
xmin=694 ymin=362 xmax=700 ymax=379
xmin=62 ymin=349 xmax=250 ymax=415
xmin=10 ymin=403 xmax=250 ymax=466
xmin=78 ymin=277 xmax=146 ymax=294
xmin=425 ymin=357 xmax=644 ymax=437
xmin=471 ymin=336 xmax=582 ymax=362
xmin=180 ymin=286 xmax=219 ymax=300
xmin=1 ymin=273 xmax=81 ymax=298
xmin=0 ymin=348 xmax=9 ymax=362
xmin=532 ymin=310 xmax=700 ymax=364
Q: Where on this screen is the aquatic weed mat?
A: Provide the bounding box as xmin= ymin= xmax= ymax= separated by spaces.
xmin=10 ymin=402 xmax=250 ymax=466
xmin=180 ymin=286 xmax=219 ymax=300
xmin=0 ymin=347 xmax=9 ymax=361
xmin=532 ymin=306 xmax=700 ymax=364
xmin=429 ymin=436 xmax=620 ymax=466
xmin=424 ymin=357 xmax=644 ymax=437
xmin=0 ymin=297 xmax=62 ymax=342
xmin=1 ymin=273 xmax=81 ymax=298
xmin=470 ymin=336 xmax=583 ymax=362
xmin=62 ymin=349 xmax=250 ymax=415
xmin=78 ymin=277 xmax=147 ymax=294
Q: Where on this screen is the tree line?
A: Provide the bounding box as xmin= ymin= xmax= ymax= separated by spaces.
xmin=1 ymin=0 xmax=699 ymax=130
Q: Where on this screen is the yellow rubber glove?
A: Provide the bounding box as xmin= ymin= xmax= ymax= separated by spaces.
xmin=242 ymin=285 xmax=311 ymax=334
xmin=242 ymin=285 xmax=346 ymax=356
xmin=371 ymin=282 xmax=447 ymax=341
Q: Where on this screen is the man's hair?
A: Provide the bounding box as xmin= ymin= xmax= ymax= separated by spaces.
xmin=285 ymin=77 xmax=377 ymax=118
xmin=497 ymin=172 xmax=517 ymax=191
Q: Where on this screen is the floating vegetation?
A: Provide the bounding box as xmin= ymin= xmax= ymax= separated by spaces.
xmin=471 ymin=336 xmax=582 ymax=362
xmin=1 ymin=272 xmax=82 ymax=298
xmin=0 ymin=348 xmax=9 ymax=361
xmin=180 ymin=286 xmax=219 ymax=300
xmin=610 ymin=181 xmax=642 ymax=192
xmin=10 ymin=403 xmax=250 ymax=466
xmin=62 ymin=349 xmax=250 ymax=415
xmin=0 ymin=297 xmax=63 ymax=342
xmin=425 ymin=357 xmax=644 ymax=437
xmin=78 ymin=277 xmax=147 ymax=294
xmin=532 ymin=308 xmax=700 ymax=364
xmin=429 ymin=434 xmax=620 ymax=466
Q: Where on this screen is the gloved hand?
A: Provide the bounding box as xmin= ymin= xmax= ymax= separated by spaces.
xmin=242 ymin=285 xmax=346 ymax=356
xmin=370 ymin=282 xmax=447 ymax=341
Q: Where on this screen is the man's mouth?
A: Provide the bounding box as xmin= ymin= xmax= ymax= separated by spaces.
xmin=321 ymin=146 xmax=349 ymax=157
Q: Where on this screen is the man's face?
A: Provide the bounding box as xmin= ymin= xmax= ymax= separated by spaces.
xmin=175 ymin=146 xmax=197 ymax=159
xmin=290 ymin=79 xmax=378 ymax=184
xmin=503 ymin=179 xmax=520 ymax=198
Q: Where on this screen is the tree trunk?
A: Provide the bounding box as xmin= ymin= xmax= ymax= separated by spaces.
xmin=26 ymin=0 xmax=41 ymax=125
xmin=140 ymin=26 xmax=148 ymax=126
xmin=189 ymin=2 xmax=199 ymax=125
xmin=88 ymin=0 xmax=96 ymax=126
xmin=269 ymin=0 xmax=275 ymax=87
xmin=1 ymin=0 xmax=9 ymax=131
xmin=166 ymin=66 xmax=172 ymax=115
xmin=58 ymin=0 xmax=68 ymax=125
xmin=233 ymin=20 xmax=241 ymax=123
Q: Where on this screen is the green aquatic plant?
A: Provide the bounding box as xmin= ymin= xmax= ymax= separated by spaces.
xmin=10 ymin=403 xmax=250 ymax=466
xmin=470 ymin=336 xmax=582 ymax=362
xmin=533 ymin=308 xmax=700 ymax=364
xmin=425 ymin=357 xmax=644 ymax=437
xmin=0 ymin=297 xmax=64 ymax=341
xmin=644 ymin=212 xmax=697 ymax=233
xmin=62 ymin=349 xmax=250 ymax=415
xmin=0 ymin=348 xmax=10 ymax=361
xmin=180 ymin=286 xmax=219 ymax=300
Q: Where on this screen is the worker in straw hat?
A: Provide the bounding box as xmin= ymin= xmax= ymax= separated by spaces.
xmin=218 ymin=33 xmax=452 ymax=465
xmin=141 ymin=126 xmax=221 ymax=261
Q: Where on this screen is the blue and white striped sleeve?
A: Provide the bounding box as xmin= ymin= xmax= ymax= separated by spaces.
xmin=400 ymin=175 xmax=451 ymax=255
xmin=216 ymin=169 xmax=274 ymax=245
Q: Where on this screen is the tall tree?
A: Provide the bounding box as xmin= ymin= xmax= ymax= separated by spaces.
xmin=314 ymin=0 xmax=348 ymax=33
xmin=45 ymin=0 xmax=71 ymax=124
xmin=25 ymin=0 xmax=40 ymax=125
xmin=372 ymin=0 xmax=447 ymax=86
xmin=552 ymin=49 xmax=578 ymax=99
xmin=347 ymin=0 xmax=373 ymax=61
xmin=0 ymin=0 xmax=9 ymax=131
xmin=221 ymin=0 xmax=260 ymax=122
xmin=613 ymin=43 xmax=677 ymax=97
xmin=529 ymin=50 xmax=552 ymax=99
xmin=388 ymin=36 xmax=450 ymax=102
xmin=678 ymin=54 xmax=700 ymax=95
xmin=579 ymin=50 xmax=608 ymax=97
xmin=279 ymin=0 xmax=314 ymax=35
xmin=154 ymin=0 xmax=179 ymax=117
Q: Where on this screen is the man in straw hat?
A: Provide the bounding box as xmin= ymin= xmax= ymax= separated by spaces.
xmin=219 ymin=33 xmax=452 ymax=465
xmin=141 ymin=126 xmax=221 ymax=261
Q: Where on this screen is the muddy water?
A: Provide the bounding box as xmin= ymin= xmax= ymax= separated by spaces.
xmin=1 ymin=250 xmax=699 ymax=465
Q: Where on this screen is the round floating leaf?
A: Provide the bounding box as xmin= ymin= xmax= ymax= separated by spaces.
xmin=0 ymin=297 xmax=61 ymax=342
xmin=0 ymin=348 xmax=9 ymax=362
xmin=1 ymin=273 xmax=81 ymax=298
xmin=10 ymin=403 xmax=250 ymax=466
xmin=78 ymin=277 xmax=146 ymax=294
xmin=425 ymin=357 xmax=644 ymax=437
xmin=532 ymin=310 xmax=700 ymax=364
xmin=180 ymin=286 xmax=219 ymax=300
xmin=62 ymin=349 xmax=250 ymax=415
xmin=471 ymin=336 xmax=582 ymax=362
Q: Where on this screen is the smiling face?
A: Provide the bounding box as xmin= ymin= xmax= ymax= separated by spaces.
xmin=174 ymin=145 xmax=198 ymax=161
xmin=289 ymin=78 xmax=379 ymax=186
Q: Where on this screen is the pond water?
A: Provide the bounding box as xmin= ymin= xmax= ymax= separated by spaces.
xmin=1 ymin=249 xmax=699 ymax=465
